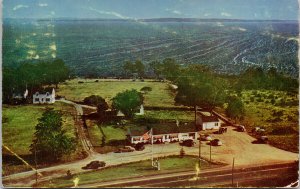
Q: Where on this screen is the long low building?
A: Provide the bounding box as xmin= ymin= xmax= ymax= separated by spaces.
xmin=127 ymin=123 xmax=198 ymax=144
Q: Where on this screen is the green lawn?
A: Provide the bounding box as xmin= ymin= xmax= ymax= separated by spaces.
xmin=2 ymin=102 xmax=76 ymax=155
xmin=144 ymin=110 xmax=194 ymax=121
xmin=2 ymin=102 xmax=85 ymax=175
xmin=86 ymin=120 xmax=127 ymax=153
xmin=57 ymin=79 xmax=176 ymax=107
xmin=240 ymin=90 xmax=299 ymax=152
xmin=40 ymin=156 xmax=217 ymax=188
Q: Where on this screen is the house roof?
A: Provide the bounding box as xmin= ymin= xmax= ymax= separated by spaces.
xmin=34 ymin=88 xmax=54 ymax=94
xmin=128 ymin=122 xmax=197 ymax=136
xmin=196 ymin=112 xmax=219 ymax=123
xmin=201 ymin=115 xmax=219 ymax=122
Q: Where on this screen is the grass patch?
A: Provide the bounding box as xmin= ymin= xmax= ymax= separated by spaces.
xmin=57 ymin=79 xmax=176 ymax=107
xmin=144 ymin=110 xmax=194 ymax=121
xmin=40 ymin=156 xmax=216 ymax=188
xmin=2 ymin=102 xmax=85 ymax=175
xmin=86 ymin=120 xmax=127 ymax=153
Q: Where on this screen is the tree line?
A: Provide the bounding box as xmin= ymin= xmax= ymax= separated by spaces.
xmin=3 ymin=59 xmax=69 ymax=103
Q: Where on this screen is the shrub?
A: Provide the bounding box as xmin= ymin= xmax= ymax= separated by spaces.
xmin=271 ymin=126 xmax=298 ymax=135
xmin=267 ymin=94 xmax=274 ymax=99
xmin=256 ymin=98 xmax=263 ymax=102
xmin=270 ymin=98 xmax=276 ymax=104
xmin=180 ymin=147 xmax=185 ymax=158
xmin=272 ymin=110 xmax=284 ymax=117
xmin=140 ymin=86 xmax=152 ymax=93
xmin=252 ymin=91 xmax=258 ymax=96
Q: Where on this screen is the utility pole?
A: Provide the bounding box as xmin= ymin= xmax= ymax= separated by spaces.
xmin=195 ymin=105 xmax=201 ymax=170
xmin=232 ymin=157 xmax=235 ymax=187
xmin=210 ymin=141 xmax=212 ymax=163
xmin=35 ymin=142 xmax=38 ymax=186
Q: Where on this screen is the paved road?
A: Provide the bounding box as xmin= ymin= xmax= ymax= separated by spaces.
xmin=72 ymin=162 xmax=299 ymax=188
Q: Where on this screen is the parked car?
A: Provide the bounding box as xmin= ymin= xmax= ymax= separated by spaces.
xmin=180 ymin=139 xmax=195 ymax=147
xmin=252 ymin=127 xmax=261 ymax=133
xmin=237 ymin=125 xmax=246 ymax=132
xmin=115 ymin=146 xmax=135 ymax=153
xmin=134 ymin=143 xmax=145 ymax=151
xmin=210 ymin=139 xmax=222 ymax=146
xmin=82 ymin=161 xmax=106 ymax=170
xmin=257 ymin=136 xmax=268 ymax=144
xmin=200 ymin=134 xmax=213 ymax=141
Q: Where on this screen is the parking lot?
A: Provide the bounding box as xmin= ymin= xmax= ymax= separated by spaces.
xmin=103 ymin=126 xmax=298 ymax=167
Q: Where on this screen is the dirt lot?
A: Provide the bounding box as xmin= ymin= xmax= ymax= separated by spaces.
xmin=186 ymin=126 xmax=298 ymax=166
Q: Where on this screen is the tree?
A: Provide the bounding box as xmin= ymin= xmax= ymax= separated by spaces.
xmin=149 ymin=60 xmax=163 ymax=79
xmin=135 ymin=60 xmax=145 ymax=77
xmin=112 ymin=89 xmax=143 ymax=118
xmin=30 ymin=109 xmax=76 ymax=162
xmin=83 ymin=95 xmax=108 ymax=113
xmin=175 ymin=67 xmax=227 ymax=114
xmin=123 ymin=60 xmax=135 ymax=77
xmin=225 ymin=96 xmax=245 ymax=121
xmin=161 ymin=58 xmax=180 ymax=81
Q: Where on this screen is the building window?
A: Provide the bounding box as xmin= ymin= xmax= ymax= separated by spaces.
xmin=35 ymin=98 xmax=39 ymax=101
xmin=215 ymin=123 xmax=218 ymax=126
xmin=46 ymin=98 xmax=50 ymax=102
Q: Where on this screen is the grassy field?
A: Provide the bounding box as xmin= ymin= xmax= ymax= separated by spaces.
xmin=57 ymin=79 xmax=176 ymax=107
xmin=86 ymin=120 xmax=128 ymax=153
xmin=39 ymin=156 xmax=217 ymax=188
xmin=2 ymin=102 xmax=85 ymax=175
xmin=240 ymin=90 xmax=299 ymax=152
xmin=144 ymin=110 xmax=194 ymax=121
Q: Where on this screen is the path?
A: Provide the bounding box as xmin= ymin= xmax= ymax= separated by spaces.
xmin=57 ymin=99 xmax=96 ymax=156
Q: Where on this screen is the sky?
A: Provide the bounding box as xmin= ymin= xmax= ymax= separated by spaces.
xmin=3 ymin=0 xmax=299 ymax=20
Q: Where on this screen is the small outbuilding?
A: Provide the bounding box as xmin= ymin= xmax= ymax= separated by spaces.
xmin=196 ymin=112 xmax=221 ymax=130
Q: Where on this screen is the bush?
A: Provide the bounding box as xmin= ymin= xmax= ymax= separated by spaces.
xmin=180 ymin=147 xmax=185 ymax=158
xmin=140 ymin=86 xmax=152 ymax=93
xmin=271 ymin=126 xmax=297 ymax=135
xmin=267 ymin=94 xmax=274 ymax=99
xmin=78 ymin=81 xmax=84 ymax=84
xmin=256 ymin=98 xmax=263 ymax=102
xmin=272 ymin=110 xmax=284 ymax=117
xmin=270 ymin=99 xmax=276 ymax=104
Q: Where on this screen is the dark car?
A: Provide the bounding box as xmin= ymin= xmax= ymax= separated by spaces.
xmin=82 ymin=161 xmax=106 ymax=170
xmin=257 ymin=136 xmax=268 ymax=144
xmin=210 ymin=139 xmax=222 ymax=146
xmin=134 ymin=143 xmax=145 ymax=151
xmin=237 ymin=125 xmax=246 ymax=132
xmin=180 ymin=139 xmax=195 ymax=147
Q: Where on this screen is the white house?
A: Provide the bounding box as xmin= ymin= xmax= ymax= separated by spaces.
xmin=33 ymin=88 xmax=55 ymax=104
xmin=128 ymin=123 xmax=198 ymax=144
xmin=196 ymin=112 xmax=221 ymax=130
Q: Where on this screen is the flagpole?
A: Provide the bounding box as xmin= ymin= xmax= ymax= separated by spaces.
xmin=151 ymin=128 xmax=153 ymax=167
